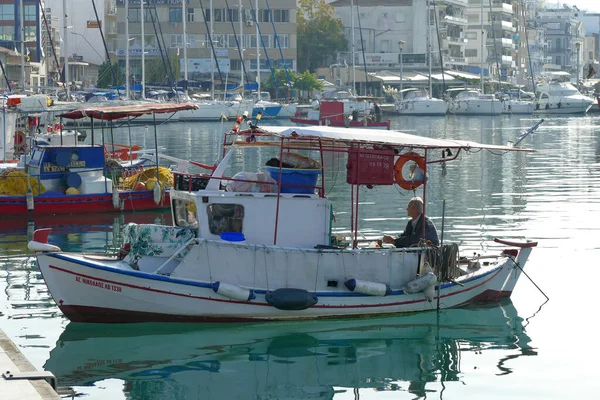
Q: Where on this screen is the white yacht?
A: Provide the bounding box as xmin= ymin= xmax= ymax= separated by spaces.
xmin=534 ymin=83 xmax=594 ymax=115
xmin=395 ymin=88 xmax=447 ymax=116
xmin=446 ymin=88 xmax=502 ymax=116
xmin=501 ymin=96 xmax=535 ymax=115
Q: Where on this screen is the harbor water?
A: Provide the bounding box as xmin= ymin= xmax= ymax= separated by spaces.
xmin=1 ymin=113 xmax=600 ymax=399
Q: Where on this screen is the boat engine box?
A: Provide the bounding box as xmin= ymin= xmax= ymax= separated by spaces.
xmin=79 ymin=176 xmax=113 ymax=195
xmin=346 ymin=149 xmax=395 ymax=185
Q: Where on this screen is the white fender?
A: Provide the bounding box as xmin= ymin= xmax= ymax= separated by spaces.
xmin=26 ymin=189 xmax=34 ymax=211
xmin=112 ymin=185 xmax=121 ymax=209
xmin=403 ymin=272 xmax=437 ymax=294
xmin=212 ymin=281 xmax=255 ymax=301
xmin=345 ymin=279 xmax=391 ymax=296
xmin=28 ymin=241 xmax=61 ymax=252
xmin=153 ymin=182 xmax=163 ymax=205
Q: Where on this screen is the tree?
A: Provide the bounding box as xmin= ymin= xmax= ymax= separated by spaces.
xmin=297 ymin=0 xmax=348 ymax=72
xmin=96 ymin=61 xmax=122 ymax=88
xmin=145 ymin=52 xmax=180 ymax=84
xmin=263 ymin=68 xmax=324 ymax=100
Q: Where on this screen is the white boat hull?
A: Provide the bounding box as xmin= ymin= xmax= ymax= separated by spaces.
xmin=533 ymin=98 xmax=593 ymax=114
xmin=502 ymin=100 xmax=534 ymax=115
xmin=451 ymin=99 xmax=502 ymax=115
xmin=397 ymin=100 xmax=447 ymax=115
xmin=36 ymin=242 xmax=525 ymax=322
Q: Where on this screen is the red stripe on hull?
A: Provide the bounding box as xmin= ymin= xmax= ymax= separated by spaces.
xmin=58 ymin=305 xmax=266 ymax=323
xmin=0 ymin=191 xmax=170 ymax=216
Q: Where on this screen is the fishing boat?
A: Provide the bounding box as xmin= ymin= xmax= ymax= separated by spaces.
xmin=44 ymin=301 xmax=532 ymax=398
xmin=290 ymin=100 xmax=391 ymax=130
xmin=31 ymin=123 xmax=536 ymax=322
xmin=0 ymin=103 xmax=197 ymax=216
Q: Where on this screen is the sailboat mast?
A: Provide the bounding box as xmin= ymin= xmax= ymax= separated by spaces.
xmin=182 ymin=0 xmax=188 ymax=90
xmin=480 ymin=0 xmax=484 ymax=93
xmin=351 ymin=0 xmax=356 ymax=94
xmin=239 ymin=0 xmax=243 ymax=94
xmin=19 ymin=0 xmax=25 ymax=91
xmin=141 ymin=0 xmax=145 ymax=98
xmin=210 ymin=0 xmax=214 ymax=99
xmin=428 ymin=1 xmax=432 ymax=95
xmin=255 ymin=0 xmax=260 ymax=95
xmin=126 ymin=0 xmax=130 ymax=98
xmin=63 ymin=0 xmax=69 ymax=97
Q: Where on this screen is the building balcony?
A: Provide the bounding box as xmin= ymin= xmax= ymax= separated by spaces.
xmin=486 ymin=38 xmax=515 ymax=49
xmin=106 ymin=0 xmax=117 ymax=16
xmin=500 ymin=20 xmax=515 ymax=32
xmin=444 ymin=15 xmax=468 ymax=26
xmin=441 ymin=0 xmax=468 ymax=7
xmin=490 ymin=2 xmax=513 ymax=14
xmin=445 ymin=36 xmax=468 ymax=46
xmin=443 ymin=55 xmax=469 ymax=65
xmin=486 ymin=54 xmax=512 ymax=66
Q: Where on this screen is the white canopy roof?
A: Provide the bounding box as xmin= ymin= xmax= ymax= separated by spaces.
xmin=259 ymin=126 xmax=532 ymax=152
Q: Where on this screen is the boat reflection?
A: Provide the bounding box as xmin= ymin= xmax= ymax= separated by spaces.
xmin=45 ymin=301 xmax=535 ymax=400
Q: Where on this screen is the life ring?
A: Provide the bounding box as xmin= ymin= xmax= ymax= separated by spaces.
xmin=394 ymin=151 xmax=426 ymax=190
xmin=15 ymin=131 xmax=25 ymax=146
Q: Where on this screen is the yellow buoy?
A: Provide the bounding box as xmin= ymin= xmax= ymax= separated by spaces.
xmin=66 ymin=187 xmax=80 ymax=195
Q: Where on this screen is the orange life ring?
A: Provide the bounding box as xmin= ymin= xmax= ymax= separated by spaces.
xmin=15 ymin=131 xmax=25 ymax=146
xmin=394 ymin=151 xmax=426 ymax=191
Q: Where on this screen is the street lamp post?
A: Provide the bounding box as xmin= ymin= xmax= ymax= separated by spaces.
xmin=398 ymin=40 xmax=405 ymax=92
xmin=575 ymin=42 xmax=581 ymax=90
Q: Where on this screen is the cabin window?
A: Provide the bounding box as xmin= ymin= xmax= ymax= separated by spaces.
xmin=173 ymin=200 xmax=199 ymax=229
xmin=207 ymin=204 xmax=244 ymax=235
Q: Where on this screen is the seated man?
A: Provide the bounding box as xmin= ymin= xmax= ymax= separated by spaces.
xmin=382 ymin=197 xmax=439 ymax=248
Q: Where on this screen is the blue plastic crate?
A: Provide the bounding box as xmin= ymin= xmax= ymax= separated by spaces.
xmin=265 ymin=167 xmax=321 ymax=194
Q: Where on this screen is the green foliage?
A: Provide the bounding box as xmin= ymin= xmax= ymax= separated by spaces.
xmin=297 ymin=0 xmax=348 ymax=72
xmin=262 ymin=68 xmax=324 ymax=98
xmin=145 ymin=52 xmax=181 ymax=83
xmin=96 ymin=61 xmax=122 ymax=88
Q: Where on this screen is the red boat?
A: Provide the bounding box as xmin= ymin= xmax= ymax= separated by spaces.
xmin=0 ymin=103 xmax=198 ymax=217
xmin=290 ymin=100 xmax=391 ymax=130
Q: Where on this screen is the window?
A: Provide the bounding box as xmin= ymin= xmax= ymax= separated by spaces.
xmin=173 ymin=200 xmax=199 ymax=229
xmin=555 ymin=55 xmax=561 ymax=65
xmin=555 ymin=38 xmax=561 ymax=50
xmin=274 ymin=34 xmax=289 ymax=48
xmin=0 ymin=26 xmax=14 ymax=41
xmin=24 ymin=5 xmax=36 ymax=21
xmin=187 ymin=8 xmax=194 ymax=23
xmin=214 ymin=34 xmax=227 ymax=48
xmin=227 ymin=8 xmax=239 ymax=22
xmin=249 ymin=59 xmax=269 ymax=71
xmin=0 ymin=4 xmax=14 ymax=20
xmin=231 ymin=59 xmax=242 ymax=71
xmin=169 ymin=8 xmax=182 ymax=23
xmin=259 ymin=9 xmax=270 ymax=23
xmin=465 ymin=49 xmax=478 ymax=57
xmin=213 ymin=8 xmax=224 ymax=22
xmin=467 ymin=14 xmax=479 ymax=23
xmin=128 ymin=8 xmax=140 ymax=22
xmin=24 ymin=26 xmax=36 ymax=42
xmin=466 ymin=32 xmax=477 ymax=40
xmin=170 ymin=34 xmax=183 ymax=48
xmin=273 ymin=9 xmax=289 ymax=23
xmin=206 ymin=204 xmax=244 ymax=235
xmin=228 ymin=34 xmax=242 ymax=48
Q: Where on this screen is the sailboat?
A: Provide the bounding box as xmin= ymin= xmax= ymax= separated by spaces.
xmin=396 ymin=1 xmax=446 ymax=116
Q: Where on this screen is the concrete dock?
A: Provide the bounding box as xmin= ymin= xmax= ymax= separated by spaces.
xmin=0 ymin=329 xmax=60 ymax=400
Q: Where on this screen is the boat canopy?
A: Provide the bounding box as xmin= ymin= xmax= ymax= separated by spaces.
xmin=59 ymin=103 xmax=199 ymax=121
xmin=254 ymin=125 xmax=532 ymax=152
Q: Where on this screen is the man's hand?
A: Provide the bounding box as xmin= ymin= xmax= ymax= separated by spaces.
xmin=382 ymin=235 xmax=395 ymax=244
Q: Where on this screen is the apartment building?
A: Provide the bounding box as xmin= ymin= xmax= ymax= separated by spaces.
xmin=108 ymin=0 xmax=297 ymax=87
xmin=465 ymin=0 xmax=516 ymax=80
xmin=330 ymin=0 xmax=469 ymax=73
xmin=536 ymin=6 xmax=585 ymax=77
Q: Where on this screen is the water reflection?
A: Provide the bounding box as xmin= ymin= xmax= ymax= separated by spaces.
xmin=45 ymin=301 xmax=533 ymax=399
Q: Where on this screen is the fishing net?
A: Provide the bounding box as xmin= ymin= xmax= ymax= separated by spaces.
xmin=121 ymin=166 xmax=174 ymax=191
xmin=0 ymin=169 xmax=46 ymax=196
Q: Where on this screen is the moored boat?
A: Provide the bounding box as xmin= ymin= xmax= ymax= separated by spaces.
xmin=31 ymin=123 xmax=536 ymax=322
xmin=0 ymin=103 xmax=197 ymax=216
xmin=533 ymin=83 xmax=594 ymax=114
xmin=290 ymin=100 xmax=391 ymax=130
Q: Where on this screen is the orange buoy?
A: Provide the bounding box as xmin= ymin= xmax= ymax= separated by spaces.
xmin=393 ymin=151 xmax=426 ymax=191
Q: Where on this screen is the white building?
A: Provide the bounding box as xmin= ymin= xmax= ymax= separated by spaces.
xmin=465 ymin=0 xmax=516 ymax=80
xmin=329 ymin=0 xmax=469 ymax=73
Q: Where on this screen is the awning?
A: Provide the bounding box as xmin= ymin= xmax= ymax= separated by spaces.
xmin=59 ymin=103 xmax=199 ymax=121
xmin=257 ymin=125 xmax=533 ymax=152
xmin=444 ymin=70 xmax=482 ymax=80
